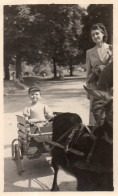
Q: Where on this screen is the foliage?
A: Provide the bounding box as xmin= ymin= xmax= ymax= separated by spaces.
xmin=29 ymin=4 xmax=85 ymax=76
xmin=4 ymin=4 xmax=85 ymax=79
xmin=4 ymin=5 xmax=34 ymax=79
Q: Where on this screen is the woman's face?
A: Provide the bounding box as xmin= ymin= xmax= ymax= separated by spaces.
xmin=91 ymin=29 xmax=104 ymax=44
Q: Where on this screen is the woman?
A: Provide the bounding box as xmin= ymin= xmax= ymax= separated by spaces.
xmin=86 ymin=23 xmax=112 ymax=126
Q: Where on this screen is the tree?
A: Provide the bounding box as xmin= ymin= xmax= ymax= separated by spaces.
xmin=38 ymin=5 xmax=83 ymax=77
xmin=4 ymin=4 xmax=85 ymax=79
xmin=30 ymin=4 xmax=84 ymax=77
xmin=4 ymin=5 xmax=38 ymax=79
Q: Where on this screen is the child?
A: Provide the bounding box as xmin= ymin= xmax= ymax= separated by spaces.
xmin=23 ymin=86 xmax=54 ymax=127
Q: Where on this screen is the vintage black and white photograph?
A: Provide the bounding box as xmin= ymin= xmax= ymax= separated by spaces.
xmin=1 ymin=0 xmax=117 ymax=193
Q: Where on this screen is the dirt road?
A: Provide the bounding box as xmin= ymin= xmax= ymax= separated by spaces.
xmin=4 ymin=78 xmax=89 ymax=191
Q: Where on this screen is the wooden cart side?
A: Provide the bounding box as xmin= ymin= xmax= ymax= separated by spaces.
xmin=16 ymin=115 xmax=28 ymax=126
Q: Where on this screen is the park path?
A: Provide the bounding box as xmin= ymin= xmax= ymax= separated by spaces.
xmin=4 ymin=78 xmax=90 ymax=191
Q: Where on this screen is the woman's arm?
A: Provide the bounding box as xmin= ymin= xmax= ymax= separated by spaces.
xmin=86 ymin=50 xmax=92 ymax=85
xmin=86 ymin=50 xmax=92 ymax=99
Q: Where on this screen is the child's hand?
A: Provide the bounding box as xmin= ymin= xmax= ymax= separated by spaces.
xmin=27 ymin=119 xmax=34 ymax=125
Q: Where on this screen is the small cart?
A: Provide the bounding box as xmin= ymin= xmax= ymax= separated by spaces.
xmin=11 ymin=115 xmax=52 ymax=175
xmin=12 ymin=114 xmax=86 ymax=175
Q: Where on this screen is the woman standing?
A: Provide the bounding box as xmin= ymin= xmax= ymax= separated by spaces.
xmin=86 ymin=23 xmax=112 ymax=126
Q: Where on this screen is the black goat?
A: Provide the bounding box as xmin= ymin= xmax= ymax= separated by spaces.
xmin=51 ymin=88 xmax=113 ymax=191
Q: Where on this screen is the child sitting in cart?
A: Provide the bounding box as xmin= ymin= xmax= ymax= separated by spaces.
xmin=23 ymin=86 xmax=54 ymax=131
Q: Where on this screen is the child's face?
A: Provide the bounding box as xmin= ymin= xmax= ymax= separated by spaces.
xmin=29 ymin=91 xmax=41 ymax=103
xmin=91 ymin=29 xmax=104 ymax=44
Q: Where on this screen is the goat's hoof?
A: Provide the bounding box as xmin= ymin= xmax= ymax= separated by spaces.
xmin=51 ymin=186 xmax=59 ymax=191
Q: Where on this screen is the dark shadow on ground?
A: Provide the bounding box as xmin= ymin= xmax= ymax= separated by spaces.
xmin=22 ymin=77 xmax=42 ymax=87
xmin=23 ymin=76 xmax=86 ymax=87
xmin=4 ymin=154 xmax=53 ymax=192
xmin=4 ymin=144 xmax=77 ymax=192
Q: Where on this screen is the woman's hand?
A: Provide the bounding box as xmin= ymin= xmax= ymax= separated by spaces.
xmin=93 ymin=65 xmax=105 ymax=77
xmin=98 ymin=64 xmax=105 ymax=72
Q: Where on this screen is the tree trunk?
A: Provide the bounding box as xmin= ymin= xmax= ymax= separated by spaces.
xmin=16 ymin=54 xmax=22 ymax=78
xmin=4 ymin=55 xmax=10 ymax=80
xmin=53 ymin=57 xmax=57 ymax=78
xmin=70 ymin=59 xmax=73 ymax=76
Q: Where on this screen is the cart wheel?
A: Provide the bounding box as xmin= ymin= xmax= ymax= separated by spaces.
xmin=11 ymin=144 xmax=15 ymax=160
xmin=14 ymin=144 xmax=22 ymax=175
xmin=18 ymin=136 xmax=24 ymax=159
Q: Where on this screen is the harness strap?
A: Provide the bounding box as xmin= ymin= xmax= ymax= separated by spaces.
xmin=51 ymin=123 xmax=82 ymax=151
xmin=64 ymin=131 xmax=77 ymax=152
xmin=64 ymin=123 xmax=97 ymax=152
xmin=64 ymin=124 xmax=82 ymax=152
xmin=86 ymin=140 xmax=97 ymax=164
xmin=82 ymin=124 xmax=97 ymax=141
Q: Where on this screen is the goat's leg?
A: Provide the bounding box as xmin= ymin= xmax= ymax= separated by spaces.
xmin=77 ymin=171 xmax=92 ymax=191
xmin=51 ymin=158 xmax=59 ymax=191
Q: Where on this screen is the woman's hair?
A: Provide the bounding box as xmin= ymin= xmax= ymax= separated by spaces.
xmin=90 ymin=23 xmax=108 ymax=42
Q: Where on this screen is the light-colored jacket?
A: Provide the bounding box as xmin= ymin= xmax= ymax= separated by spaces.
xmin=86 ymin=43 xmax=111 ymax=89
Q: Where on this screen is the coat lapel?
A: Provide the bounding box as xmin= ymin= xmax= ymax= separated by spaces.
xmin=91 ymin=47 xmax=103 ymax=62
xmin=91 ymin=44 xmax=110 ymax=63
